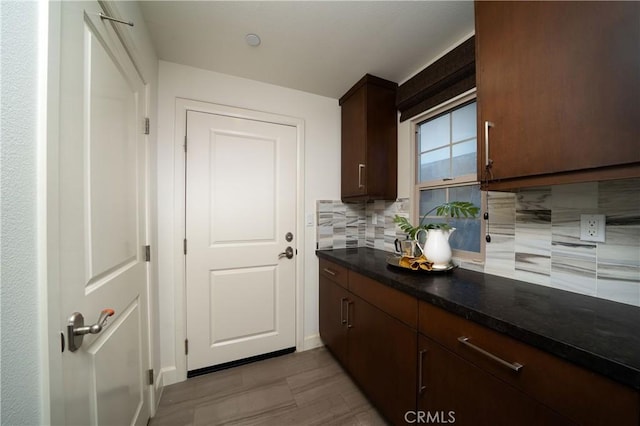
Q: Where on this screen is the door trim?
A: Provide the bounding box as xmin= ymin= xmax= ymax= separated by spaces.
xmin=44 ymin=2 xmax=64 ymax=424
xmin=172 ymin=98 xmax=305 ymax=382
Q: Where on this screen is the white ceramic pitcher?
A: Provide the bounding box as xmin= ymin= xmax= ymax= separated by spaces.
xmin=415 ymin=228 xmax=456 ymax=269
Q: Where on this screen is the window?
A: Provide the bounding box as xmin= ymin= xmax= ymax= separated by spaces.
xmin=414 ymin=92 xmax=483 ymax=259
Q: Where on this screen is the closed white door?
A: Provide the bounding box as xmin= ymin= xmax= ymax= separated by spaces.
xmin=186 ymin=110 xmax=297 ymax=372
xmin=56 ymin=3 xmax=150 ymax=425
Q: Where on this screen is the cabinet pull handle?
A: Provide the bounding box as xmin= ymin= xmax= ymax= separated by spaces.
xmin=346 ymin=300 xmax=354 ymax=328
xmin=484 ymin=121 xmax=494 ymax=168
xmin=340 ymin=297 xmax=348 ymax=325
xmin=323 ymin=268 xmax=336 ymax=276
xmin=418 ymin=349 xmax=428 ymax=394
xmin=358 ymin=163 xmax=365 ymax=189
xmin=458 ymin=336 xmax=523 ymax=372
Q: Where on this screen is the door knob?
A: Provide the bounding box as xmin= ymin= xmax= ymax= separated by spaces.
xmin=67 ymin=308 xmax=115 ymax=352
xmin=278 ymin=247 xmax=294 ymax=259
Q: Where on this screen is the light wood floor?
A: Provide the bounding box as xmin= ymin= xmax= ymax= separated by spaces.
xmin=150 ymin=347 xmax=389 ymax=426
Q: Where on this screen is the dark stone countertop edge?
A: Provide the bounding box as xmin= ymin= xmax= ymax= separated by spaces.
xmin=316 ymin=248 xmax=640 ymax=391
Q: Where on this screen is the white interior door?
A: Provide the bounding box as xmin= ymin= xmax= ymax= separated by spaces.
xmin=56 ymin=3 xmax=150 ymax=425
xmin=186 ymin=110 xmax=297 ymax=372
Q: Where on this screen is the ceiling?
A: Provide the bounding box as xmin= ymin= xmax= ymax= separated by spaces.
xmin=138 ymin=1 xmax=475 ymax=99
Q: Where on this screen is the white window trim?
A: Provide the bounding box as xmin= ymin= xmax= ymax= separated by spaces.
xmin=408 ymin=88 xmax=485 ymax=263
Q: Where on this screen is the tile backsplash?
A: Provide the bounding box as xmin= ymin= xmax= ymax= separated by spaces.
xmin=316 ymin=178 xmax=640 ymax=307
xmin=317 ymin=199 xmax=409 ymax=252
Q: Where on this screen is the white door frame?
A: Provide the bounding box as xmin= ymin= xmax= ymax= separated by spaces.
xmin=172 ymin=98 xmax=305 ymax=381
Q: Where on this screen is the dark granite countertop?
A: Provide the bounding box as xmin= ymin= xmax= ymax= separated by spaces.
xmin=316 ymin=247 xmax=640 ymax=391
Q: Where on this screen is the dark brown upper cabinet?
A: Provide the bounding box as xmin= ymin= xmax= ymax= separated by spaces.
xmin=476 ymin=1 xmax=640 ymax=190
xmin=340 ymin=74 xmax=398 ymax=201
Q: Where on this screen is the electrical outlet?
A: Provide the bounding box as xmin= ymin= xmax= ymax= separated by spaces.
xmin=580 ymin=214 xmax=606 ymax=243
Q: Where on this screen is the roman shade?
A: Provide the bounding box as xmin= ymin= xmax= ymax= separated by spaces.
xmin=397 ymin=36 xmax=475 ymax=122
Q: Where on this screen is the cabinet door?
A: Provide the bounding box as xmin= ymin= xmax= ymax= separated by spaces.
xmin=341 ymin=87 xmax=367 ymax=198
xmin=418 ymin=336 xmax=571 ymax=426
xmin=340 ymin=74 xmax=397 ymax=201
xmin=318 ymin=276 xmax=349 ymax=366
xmin=348 ymin=293 xmax=417 ymax=425
xmin=476 ymin=1 xmax=640 ymax=183
xmin=365 ymin=83 xmax=398 ymax=200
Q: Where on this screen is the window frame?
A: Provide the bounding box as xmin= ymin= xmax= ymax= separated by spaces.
xmin=409 ymin=89 xmax=485 ymax=262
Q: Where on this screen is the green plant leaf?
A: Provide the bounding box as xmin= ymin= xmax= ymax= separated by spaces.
xmin=393 ymin=200 xmax=479 ymax=236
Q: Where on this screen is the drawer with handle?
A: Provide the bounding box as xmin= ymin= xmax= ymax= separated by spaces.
xmin=319 ymin=259 xmax=348 ymax=289
xmin=419 ymin=302 xmax=639 ymax=426
xmin=349 ymin=270 xmax=417 ymax=329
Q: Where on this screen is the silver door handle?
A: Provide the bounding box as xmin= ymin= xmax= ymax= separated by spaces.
xmin=346 ymin=300 xmax=354 ymax=328
xmin=458 ymin=336 xmax=523 ymax=372
xmin=278 ymin=247 xmax=294 ymax=259
xmin=340 ymin=297 xmax=348 ymax=325
xmin=484 ymin=121 xmax=494 ymax=168
xmin=67 ymin=309 xmax=115 ymax=352
xmin=323 ymin=268 xmax=336 ymax=276
xmin=358 ymin=163 xmax=365 ymax=189
xmin=418 ymin=349 xmax=428 ymax=394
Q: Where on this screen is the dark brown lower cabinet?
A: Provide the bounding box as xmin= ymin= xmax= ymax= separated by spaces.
xmin=318 ymin=275 xmax=349 ymax=366
xmin=319 ymin=259 xmax=640 ymax=426
xmin=420 ymin=301 xmax=640 ymax=426
xmin=348 ymin=293 xmax=417 ymax=425
xmin=418 ymin=335 xmax=570 ymax=426
xmin=319 ymin=262 xmax=417 ymax=425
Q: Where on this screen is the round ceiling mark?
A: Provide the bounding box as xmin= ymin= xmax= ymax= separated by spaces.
xmin=246 ymin=33 xmax=261 ymax=47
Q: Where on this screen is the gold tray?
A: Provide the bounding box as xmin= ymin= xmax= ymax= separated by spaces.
xmin=386 ymin=256 xmax=456 ymax=273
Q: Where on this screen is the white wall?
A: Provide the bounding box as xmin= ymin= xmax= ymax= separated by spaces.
xmin=1 ymin=1 xmax=45 ymax=424
xmin=156 ymin=61 xmax=341 ymax=385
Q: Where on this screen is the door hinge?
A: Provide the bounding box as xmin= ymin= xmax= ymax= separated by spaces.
xmin=183 ymin=239 xmax=187 ymax=255
xmin=145 ymin=245 xmax=151 ymax=262
xmin=184 ymin=135 xmax=187 ymax=152
xmin=144 ymin=117 xmax=150 ymax=135
xmin=185 ymin=339 xmax=189 ymax=355
xmin=147 ymin=369 xmax=154 ymax=385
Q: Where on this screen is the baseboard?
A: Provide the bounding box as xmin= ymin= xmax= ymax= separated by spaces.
xmin=153 ymin=369 xmax=164 ymax=411
xmin=159 ymin=365 xmax=180 ymax=386
xmin=303 ymin=334 xmax=323 ymax=351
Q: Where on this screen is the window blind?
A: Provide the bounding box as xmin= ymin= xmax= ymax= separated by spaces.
xmin=397 ymin=36 xmax=475 ymax=122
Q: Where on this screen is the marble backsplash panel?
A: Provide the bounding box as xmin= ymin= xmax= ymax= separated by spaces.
xmin=316 ymin=178 xmax=640 ymax=307
xmin=485 ymin=179 xmax=640 ymax=306
xmin=317 ymin=199 xmax=409 ymax=252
